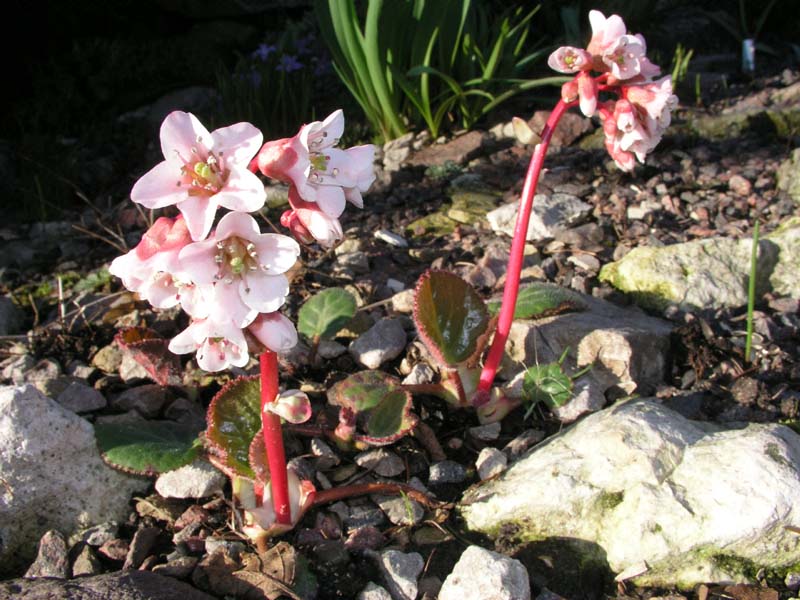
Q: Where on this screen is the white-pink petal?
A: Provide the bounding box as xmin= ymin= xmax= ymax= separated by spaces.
xmin=265 ymin=390 xmax=312 ymax=424
xmin=215 ymin=211 xmax=261 ymax=241
xmin=177 ymin=195 xmax=218 ymax=241
xmin=213 ymin=165 xmax=266 ymax=213
xmin=160 ymin=111 xmax=213 ymax=163
xmin=131 ymin=161 xmax=188 ymax=209
xmin=240 ymin=271 xmax=290 ymax=314
xmin=252 ymin=234 xmax=300 ymax=275
xmin=211 ymin=121 xmax=263 ymax=164
xmin=248 ymin=312 xmax=297 ymax=352
xmin=178 ymin=237 xmax=219 ymax=285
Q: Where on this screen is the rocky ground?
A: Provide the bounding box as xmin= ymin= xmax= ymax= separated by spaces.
xmin=0 ymin=64 xmax=799 ymax=600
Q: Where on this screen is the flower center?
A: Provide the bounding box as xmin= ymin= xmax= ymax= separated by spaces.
xmin=214 ymin=236 xmax=259 ymax=283
xmin=177 ymin=142 xmax=227 ymax=196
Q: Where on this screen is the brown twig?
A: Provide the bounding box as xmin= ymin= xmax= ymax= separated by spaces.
xmin=312 ymin=482 xmax=448 ymax=510
xmin=411 ymin=421 xmax=447 ymax=462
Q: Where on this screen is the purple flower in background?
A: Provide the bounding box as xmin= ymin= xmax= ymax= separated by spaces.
xmin=294 ymin=34 xmax=315 ymax=55
xmin=313 ymin=57 xmax=333 ymax=77
xmin=253 ymin=43 xmax=277 ymax=62
xmin=277 ymin=54 xmax=303 ymax=73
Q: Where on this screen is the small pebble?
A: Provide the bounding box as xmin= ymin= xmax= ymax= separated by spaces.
xmin=468 ymin=422 xmax=501 ymax=441
xmin=375 ymin=229 xmax=409 ymax=248
xmin=476 ymin=447 xmax=507 ymax=480
xmin=429 ymin=460 xmax=468 ymax=485
xmin=355 ymin=448 xmax=405 ymax=477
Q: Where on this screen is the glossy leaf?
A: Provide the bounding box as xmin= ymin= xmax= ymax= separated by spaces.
xmin=95 ymin=421 xmax=202 ymax=476
xmin=328 ymin=371 xmax=417 ymax=446
xmin=206 ymin=377 xmax=262 ymax=479
xmin=114 ymin=327 xmax=182 ymax=386
xmin=487 ymin=282 xmax=586 ymax=320
xmin=297 ymin=288 xmax=357 ymax=341
xmin=413 ymin=270 xmax=490 ymax=367
xmin=522 ymin=362 xmax=573 ymax=412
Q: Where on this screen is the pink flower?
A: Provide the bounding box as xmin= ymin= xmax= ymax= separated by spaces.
xmin=547 ymin=46 xmax=592 ymax=74
xmin=169 ymin=318 xmax=250 ymax=372
xmin=264 ymin=389 xmax=312 ymax=424
xmin=586 ymin=10 xmax=628 ymax=57
xmin=280 ymin=187 xmax=344 ymax=248
xmin=624 ymin=76 xmax=677 ymax=125
xmin=585 ymin=10 xmax=654 ymax=81
xmin=178 ymin=212 xmax=300 ymax=324
xmin=131 ymin=111 xmax=266 ymax=241
xmin=248 ymin=311 xmax=298 ymax=353
xmin=576 ymin=71 xmax=599 ymax=117
xmin=255 ymin=110 xmax=375 ymax=218
xmin=109 ymin=216 xmax=192 ymax=308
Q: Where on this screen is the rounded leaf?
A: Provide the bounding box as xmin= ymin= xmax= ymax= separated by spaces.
xmin=413 ymin=270 xmax=490 ymax=366
xmin=487 ymin=282 xmax=586 ymax=320
xmin=206 ymin=376 xmax=262 ymax=479
xmin=95 ymin=421 xmax=203 ymax=476
xmin=297 ymin=288 xmax=357 ymax=341
xmin=522 ymin=363 xmax=574 ymax=411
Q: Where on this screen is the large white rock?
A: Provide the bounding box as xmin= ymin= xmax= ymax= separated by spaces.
xmin=460 ymin=400 xmax=800 ymax=589
xmin=0 ymin=385 xmax=149 ymax=574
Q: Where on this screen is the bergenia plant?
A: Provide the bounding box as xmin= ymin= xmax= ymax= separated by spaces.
xmin=109 ymin=109 xmax=382 ymax=541
xmin=409 ymin=10 xmax=676 ymax=417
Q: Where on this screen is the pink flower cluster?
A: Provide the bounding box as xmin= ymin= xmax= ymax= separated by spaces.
xmin=254 ymin=110 xmax=376 ymax=248
xmin=548 ymin=10 xmax=677 ymax=171
xmin=110 ymin=110 xmax=374 ymax=371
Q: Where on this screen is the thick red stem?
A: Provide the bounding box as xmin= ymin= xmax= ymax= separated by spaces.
xmin=475 ymin=99 xmax=576 ymax=400
xmin=260 ymin=350 xmax=291 ymax=525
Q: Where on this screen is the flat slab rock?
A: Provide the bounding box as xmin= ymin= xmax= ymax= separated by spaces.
xmin=599 ymin=218 xmax=800 ymax=311
xmin=459 ymin=399 xmax=800 ymax=589
xmin=0 ymin=570 xmax=215 ymax=600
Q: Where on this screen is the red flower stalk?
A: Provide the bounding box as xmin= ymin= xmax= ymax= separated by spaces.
xmin=259 ymin=350 xmax=291 ymax=525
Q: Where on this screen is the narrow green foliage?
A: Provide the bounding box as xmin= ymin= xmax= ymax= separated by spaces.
xmin=413 ymin=270 xmax=490 ymax=367
xmin=315 ymin=0 xmax=561 ymax=140
xmin=95 ymin=421 xmax=203 ymax=476
xmin=745 ymin=219 xmax=760 ymax=363
xmin=487 ymin=282 xmax=586 ymax=320
xmin=205 ymin=377 xmax=262 ymax=479
xmin=521 ymin=348 xmax=591 ymax=417
xmin=298 ymin=288 xmax=357 ymax=341
xmin=670 ymin=44 xmax=694 ymax=85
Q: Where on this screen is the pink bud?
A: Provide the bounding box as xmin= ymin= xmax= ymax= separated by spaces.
xmin=255 ymin=138 xmax=298 ymax=183
xmin=561 ymin=79 xmax=579 ymax=103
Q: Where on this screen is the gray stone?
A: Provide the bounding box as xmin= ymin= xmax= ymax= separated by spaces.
xmin=0 ymin=385 xmax=148 ymax=574
xmin=123 ymin=526 xmax=160 ymax=570
xmin=391 ymin=289 xmax=415 ymax=314
xmin=318 ymin=340 xmax=348 ymax=359
xmin=469 ymin=422 xmax=501 ymax=441
xmin=119 ymin=353 xmax=152 ymax=381
xmin=25 ymin=530 xmax=70 ymax=579
xmin=2 ymin=353 xmax=34 ymax=384
xmin=375 ymin=229 xmax=409 ymax=248
xmin=401 ymin=363 xmax=435 ymax=386
xmin=476 ymin=447 xmax=507 ymax=480
xmin=460 ymin=400 xmax=800 ymax=588
xmin=371 ymin=549 xmax=424 ymax=600
xmin=71 ymin=544 xmax=103 ymax=577
xmin=777 ymin=148 xmax=800 ymax=203
xmin=600 ymin=218 xmax=800 ymax=311
xmin=373 ymin=494 xmax=425 ymax=526
xmin=503 ymin=429 xmax=546 ymax=460
xmin=0 ymin=570 xmax=216 ymax=599
xmin=78 ymin=522 xmax=119 ymax=547
xmin=786 ymin=571 xmax=800 ymax=591
xmin=152 ymin=556 xmax=198 ymax=579
xmin=0 ymin=296 xmax=22 ymax=335
xmin=439 ymin=546 xmax=530 ymax=600
xmin=349 ymin=319 xmax=407 ymax=369
xmin=163 ymin=397 xmax=206 ymax=428
xmin=311 ymin=438 xmax=340 ymax=470
xmin=56 ymin=381 xmax=107 ymax=413
xmin=346 ymin=504 xmax=386 ymax=531
xmin=358 ymin=581 xmax=393 ymax=600
xmin=204 ymin=537 xmax=246 ymax=560
xmin=155 ymin=459 xmax=226 ymax=499
xmin=502 ymin=294 xmax=672 ymax=415
xmin=23 ymin=358 xmax=61 ymax=385
xmin=112 ymin=384 xmax=168 ymax=418
xmin=355 ymin=448 xmax=405 ymax=477
xmin=91 ymin=345 xmax=123 ymax=373
xmin=383 ymin=133 xmax=414 ymax=172
xmin=487 ymin=193 xmax=592 ymax=242
xmin=429 ymin=460 xmax=468 ymax=485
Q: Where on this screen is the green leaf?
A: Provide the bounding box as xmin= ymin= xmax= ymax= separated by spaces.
xmin=522 ymin=363 xmax=574 ymax=411
xmin=413 ymin=270 xmax=489 ymax=367
xmin=328 ymin=371 xmax=417 ymax=446
xmin=95 ymin=421 xmax=202 ymax=476
xmin=298 ymin=288 xmax=357 ymax=341
xmin=487 ymin=282 xmax=586 ymax=320
xmin=205 ymin=377 xmax=262 ymax=479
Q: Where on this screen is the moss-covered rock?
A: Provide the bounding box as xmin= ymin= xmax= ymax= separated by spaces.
xmin=777 ymin=148 xmax=800 ymax=204
xmin=599 ymin=219 xmax=800 ymax=311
